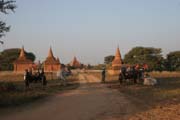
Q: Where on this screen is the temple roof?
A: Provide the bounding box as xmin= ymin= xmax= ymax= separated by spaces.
xmin=48 ymin=47 xmax=54 ymax=59
xmin=44 ymin=47 xmax=60 ymax=65
xmin=70 ymin=56 xmax=81 ymax=67
xmin=112 ymin=47 xmax=122 ymax=65
xmin=56 ymin=57 xmax=60 ymax=63
xmin=19 ymin=46 xmax=25 ymax=59
xmin=14 ymin=46 xmax=33 ymax=64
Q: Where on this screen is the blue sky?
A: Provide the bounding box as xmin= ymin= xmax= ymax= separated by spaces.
xmin=1 ymin=0 xmax=180 ymax=64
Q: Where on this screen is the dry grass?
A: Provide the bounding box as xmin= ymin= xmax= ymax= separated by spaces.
xmin=0 ymin=72 xmax=23 ymax=81
xmin=150 ymin=71 xmax=180 ymax=78
xmin=123 ymin=77 xmax=180 ymax=120
xmin=0 ymin=71 xmax=79 ymax=82
xmin=0 ymin=72 xmax=79 ymax=111
xmin=90 ymin=71 xmax=180 ymax=119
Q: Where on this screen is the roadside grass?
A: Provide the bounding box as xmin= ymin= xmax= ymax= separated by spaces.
xmin=90 ymin=71 xmax=180 ymax=109
xmin=114 ymin=77 xmax=180 ymax=119
xmin=0 ymin=74 xmax=79 ymax=110
xmin=0 ymin=71 xmax=80 ymax=82
xmin=117 ymin=77 xmax=180 ymax=107
xmin=103 ymin=72 xmax=180 ymax=110
xmin=88 ymin=71 xmax=180 ymax=119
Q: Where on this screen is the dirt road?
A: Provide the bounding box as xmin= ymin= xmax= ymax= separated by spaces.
xmin=1 ymin=73 xmax=137 ymax=120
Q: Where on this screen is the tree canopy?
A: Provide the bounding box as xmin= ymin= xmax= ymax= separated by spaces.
xmin=0 ymin=48 xmax=36 ymax=70
xmin=104 ymin=55 xmax=114 ymax=64
xmin=124 ymin=46 xmax=163 ymax=71
xmin=0 ymin=0 xmax=16 ymax=40
xmin=166 ymin=51 xmax=180 ymax=71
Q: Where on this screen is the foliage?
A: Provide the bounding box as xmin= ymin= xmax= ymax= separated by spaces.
xmin=104 ymin=55 xmax=114 ymax=64
xmin=0 ymin=48 xmax=36 ymax=71
xmin=0 ymin=0 xmax=16 ymax=39
xmin=166 ymin=51 xmax=180 ymax=71
xmin=124 ymin=46 xmax=163 ymax=71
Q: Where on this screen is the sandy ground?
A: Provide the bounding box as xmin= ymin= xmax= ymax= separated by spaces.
xmin=0 ymin=73 xmax=137 ymax=120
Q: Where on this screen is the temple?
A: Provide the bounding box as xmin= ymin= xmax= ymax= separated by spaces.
xmin=43 ymin=47 xmax=61 ymax=72
xmin=69 ymin=56 xmax=81 ymax=68
xmin=108 ymin=46 xmax=123 ymax=75
xmin=13 ymin=46 xmax=34 ymax=72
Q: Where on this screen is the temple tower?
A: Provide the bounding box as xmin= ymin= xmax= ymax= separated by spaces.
xmin=43 ymin=47 xmax=61 ymax=72
xmin=112 ymin=46 xmax=123 ymax=69
xmin=13 ymin=46 xmax=34 ymax=72
xmin=69 ymin=56 xmax=81 ymax=68
xmin=108 ymin=46 xmax=123 ymax=75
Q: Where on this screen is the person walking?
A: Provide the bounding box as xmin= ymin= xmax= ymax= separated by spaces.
xmin=57 ymin=67 xmax=67 ymax=86
xmin=101 ymin=68 xmax=106 ymax=83
xmin=24 ymin=69 xmax=29 ymax=88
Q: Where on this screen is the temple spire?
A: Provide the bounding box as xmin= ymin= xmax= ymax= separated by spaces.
xmin=56 ymin=57 xmax=60 ymax=63
xmin=115 ymin=46 xmax=121 ymax=59
xmin=73 ymin=56 xmax=77 ymax=62
xmin=19 ymin=46 xmax=26 ymax=59
xmin=112 ymin=46 xmax=123 ymax=65
xmin=48 ymin=47 xmax=54 ymax=58
xmin=70 ymin=56 xmax=81 ymax=68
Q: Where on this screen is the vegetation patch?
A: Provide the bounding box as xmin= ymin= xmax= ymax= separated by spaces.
xmin=0 ymin=75 xmax=79 ymax=110
xmin=106 ymin=76 xmax=180 ymax=119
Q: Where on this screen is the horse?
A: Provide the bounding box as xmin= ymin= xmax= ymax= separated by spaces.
xmin=24 ymin=70 xmax=47 ymax=88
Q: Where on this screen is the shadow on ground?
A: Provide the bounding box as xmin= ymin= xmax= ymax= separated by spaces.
xmin=106 ymin=77 xmax=180 ymax=115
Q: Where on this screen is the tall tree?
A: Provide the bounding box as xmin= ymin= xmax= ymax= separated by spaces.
xmin=166 ymin=51 xmax=180 ymax=71
xmin=104 ymin=55 xmax=115 ymax=64
xmin=0 ymin=0 xmax=16 ymax=41
xmin=124 ymin=46 xmax=163 ymax=71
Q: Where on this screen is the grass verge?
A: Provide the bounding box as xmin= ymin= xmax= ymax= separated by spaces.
xmin=0 ymin=75 xmax=79 ymax=111
xmin=107 ymin=77 xmax=180 ymax=107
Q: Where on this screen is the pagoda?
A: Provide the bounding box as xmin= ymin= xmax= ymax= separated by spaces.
xmin=108 ymin=47 xmax=123 ymax=75
xmin=13 ymin=46 xmax=34 ymax=72
xmin=43 ymin=47 xmax=61 ymax=72
xmin=69 ymin=56 xmax=81 ymax=68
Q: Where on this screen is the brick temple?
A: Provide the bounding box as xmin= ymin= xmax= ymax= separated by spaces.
xmin=13 ymin=47 xmax=34 ymax=72
xmin=108 ymin=47 xmax=123 ymax=75
xmin=69 ymin=56 xmax=81 ymax=68
xmin=43 ymin=47 xmax=61 ymax=72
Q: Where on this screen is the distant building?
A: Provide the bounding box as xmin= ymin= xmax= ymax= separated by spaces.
xmin=108 ymin=47 xmax=123 ymax=75
xmin=69 ymin=56 xmax=82 ymax=68
xmin=13 ymin=47 xmax=34 ymax=72
xmin=43 ymin=47 xmax=61 ymax=72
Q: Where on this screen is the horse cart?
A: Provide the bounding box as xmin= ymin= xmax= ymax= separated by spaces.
xmin=24 ymin=69 xmax=47 ymax=88
xmin=119 ymin=66 xmax=145 ymax=84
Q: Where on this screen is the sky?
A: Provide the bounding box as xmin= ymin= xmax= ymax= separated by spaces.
xmin=1 ymin=0 xmax=180 ymax=64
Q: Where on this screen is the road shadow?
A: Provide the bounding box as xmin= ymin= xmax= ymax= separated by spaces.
xmin=105 ymin=77 xmax=180 ymax=117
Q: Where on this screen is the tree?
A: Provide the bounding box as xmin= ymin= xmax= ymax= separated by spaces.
xmin=104 ymin=55 xmax=114 ymax=64
xmin=0 ymin=0 xmax=16 ymax=40
xmin=166 ymin=51 xmax=180 ymax=71
xmin=124 ymin=46 xmax=163 ymax=71
xmin=0 ymin=48 xmax=36 ymax=70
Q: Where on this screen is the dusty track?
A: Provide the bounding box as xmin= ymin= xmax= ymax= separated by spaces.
xmin=0 ymin=73 xmax=137 ymax=120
